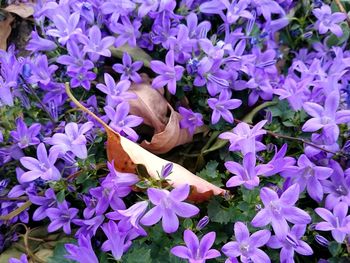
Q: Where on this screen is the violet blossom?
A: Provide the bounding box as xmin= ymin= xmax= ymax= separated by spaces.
xmin=225 ymin=152 xmax=272 ymax=190
xmin=104 ymin=102 xmax=143 ymax=142
xmin=150 ymin=50 xmax=184 ymax=95
xmin=112 ymin=52 xmax=143 ymax=83
xmin=96 ymin=74 xmax=136 ymax=107
xmin=313 ymin=5 xmax=346 ymax=37
xmin=46 ymin=200 xmax=79 ymax=234
xmin=315 ymin=202 xmax=350 ymax=243
xmin=251 ymin=184 xmax=311 ymax=238
xmin=110 ymin=16 xmax=141 ymax=47
xmin=19 ymin=143 xmax=61 ymax=183
xmin=65 ymin=235 xmax=99 ymax=263
xmin=178 ymin=107 xmax=204 ymax=135
xmin=46 ymin=121 xmax=93 ymax=159
xmin=28 ymin=188 xmax=57 ymax=221
xmin=140 ymin=184 xmax=199 ymax=233
xmin=208 ymin=90 xmax=242 ymax=124
xmin=222 ymin=222 xmax=271 ymax=263
xmin=267 ymin=224 xmax=313 ymax=262
xmin=10 ymin=118 xmax=41 ymax=149
xmin=171 ymin=230 xmax=221 ymax=262
xmin=26 ymin=31 xmax=57 ymax=53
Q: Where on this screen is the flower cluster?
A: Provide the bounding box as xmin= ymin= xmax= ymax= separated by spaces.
xmin=1 ymin=0 xmax=350 ymax=262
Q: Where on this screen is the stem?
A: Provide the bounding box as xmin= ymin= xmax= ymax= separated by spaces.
xmin=66 ymin=163 xmax=107 ymax=181
xmin=0 ymin=196 xmax=28 ymax=201
xmin=334 ymin=0 xmax=350 ymax=27
xmin=20 ymin=76 xmax=56 ymax=124
xmin=0 ymin=200 xmax=32 ymax=221
xmin=242 ymin=101 xmax=277 ymax=124
xmin=65 ymin=83 xmax=112 ymax=132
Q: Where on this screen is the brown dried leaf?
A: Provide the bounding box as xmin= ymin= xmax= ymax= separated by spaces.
xmin=0 ymin=13 xmax=14 ymax=50
xmin=129 ymin=80 xmax=167 ymax=133
xmin=65 ymin=83 xmax=226 ymax=202
xmin=129 ymin=78 xmax=192 ymax=154
xmin=3 ymin=3 xmax=34 ymax=18
xmin=140 ymin=104 xmax=192 ymax=154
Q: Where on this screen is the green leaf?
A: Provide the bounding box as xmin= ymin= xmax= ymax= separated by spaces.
xmin=47 ymin=240 xmax=76 ymax=263
xmin=56 ymin=190 xmax=66 ymax=203
xmin=328 ymin=241 xmax=342 ymax=257
xmin=183 ymin=218 xmax=193 ymax=229
xmin=122 ymin=245 xmax=152 ymax=263
xmin=207 ymin=199 xmax=238 ymax=224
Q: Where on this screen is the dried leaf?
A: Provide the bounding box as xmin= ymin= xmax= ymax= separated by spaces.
xmin=65 ymin=83 xmax=226 ymax=202
xmin=140 ymin=104 xmax=192 ymax=154
xmin=129 ymin=78 xmax=192 ymax=154
xmin=0 ymin=13 xmax=14 ymax=50
xmin=3 ymin=3 xmax=34 ymax=18
xmin=129 ymin=80 xmax=167 ymax=133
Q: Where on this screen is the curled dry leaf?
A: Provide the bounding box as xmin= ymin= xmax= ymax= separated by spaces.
xmin=3 ymin=2 xmax=34 ymax=18
xmin=129 ymin=77 xmax=192 ymax=154
xmin=65 ymin=83 xmax=226 ymax=202
xmin=0 ymin=12 xmax=14 ymax=50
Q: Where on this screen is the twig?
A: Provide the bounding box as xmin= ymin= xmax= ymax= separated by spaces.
xmin=334 ymin=0 xmax=350 ymax=27
xmin=0 ymin=196 xmax=29 ymax=201
xmin=234 ymin=119 xmax=346 ymax=158
xmin=66 ymin=163 xmax=107 ymax=181
xmin=0 ymin=200 xmax=32 ymax=221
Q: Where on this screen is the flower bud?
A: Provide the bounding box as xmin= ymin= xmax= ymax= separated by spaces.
xmin=315 ymin=235 xmax=329 ymax=247
xmin=196 ymin=216 xmax=210 ymax=230
xmin=161 ymin=163 xmax=173 ymax=178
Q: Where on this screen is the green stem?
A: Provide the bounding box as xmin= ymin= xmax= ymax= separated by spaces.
xmin=0 ymin=200 xmax=32 ymax=221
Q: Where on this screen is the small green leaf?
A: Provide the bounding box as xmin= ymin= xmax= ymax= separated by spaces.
xmin=328 ymin=241 xmax=342 ymax=257
xmin=47 ymin=240 xmax=76 ymax=263
xmin=56 ymin=190 xmax=66 ymax=203
xmin=183 ymin=218 xmax=193 ymax=229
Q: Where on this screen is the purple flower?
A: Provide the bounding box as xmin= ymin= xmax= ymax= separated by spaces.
xmin=313 ymin=5 xmax=346 ymax=37
xmin=134 ymin=0 xmax=159 ymax=17
xmin=208 ymin=90 xmax=242 ymax=124
xmin=100 ymin=0 xmax=135 ymax=23
xmin=26 ymin=31 xmax=57 ymax=53
xmin=264 ymin=144 xmax=296 ymax=176
xmin=101 ymin=220 xmax=139 ymax=260
xmin=10 ymin=118 xmax=41 ymax=149
xmin=19 ymin=143 xmax=61 ymax=183
xmin=222 ymin=0 xmax=253 ymax=24
xmin=89 ymin=161 xmax=139 ymax=215
xmin=46 ymin=200 xmax=79 ymax=234
xmin=96 ymin=74 xmax=136 ymax=107
xmin=251 ymin=184 xmax=311 ymax=238
xmin=140 ymin=184 xmax=199 ymax=233
xmin=107 ymin=201 xmax=149 ymax=236
xmin=302 ymin=91 xmax=350 ymax=142
xmin=112 ymin=52 xmax=143 ymax=83
xmin=75 ymin=215 xmax=105 ymax=238
xmin=178 ymin=107 xmax=204 ymax=135
xmin=65 ymin=235 xmax=99 ymax=263
xmin=9 ymin=254 xmax=28 ymax=263
xmin=196 ymin=216 xmax=210 ymax=231
xmin=29 ymin=188 xmax=57 ymax=221
xmin=282 ymin=154 xmax=333 ymax=202
xmin=220 ymin=120 xmax=266 ymax=154
xmin=68 ymin=67 xmax=96 ymax=91
xmin=28 ymin=54 xmax=58 ymax=86
xmin=222 ymin=222 xmax=271 ymax=263
xmin=46 ymin=122 xmax=93 ymax=159
xmin=315 ymin=202 xmax=350 ymax=243
xmin=171 ymin=230 xmax=221 ymax=262
xmin=104 ymin=102 xmax=143 ymax=142
xmin=79 ymin=25 xmax=115 ymax=62
xmin=56 ymin=40 xmax=94 ymax=72
xmin=111 ymin=16 xmax=141 ymax=47
xmin=151 ymin=50 xmax=184 ymax=95
xmin=46 ymin=12 xmax=82 ymax=45
xmin=0 ymin=76 xmax=16 ymax=106
xmin=161 ymin=163 xmax=173 ymax=178
xmin=251 ymin=0 xmax=285 ymax=21
xmin=225 ymin=152 xmax=272 ymax=190
xmin=267 ymin=224 xmax=313 ymax=262
xmin=322 ymin=161 xmax=350 ymax=209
